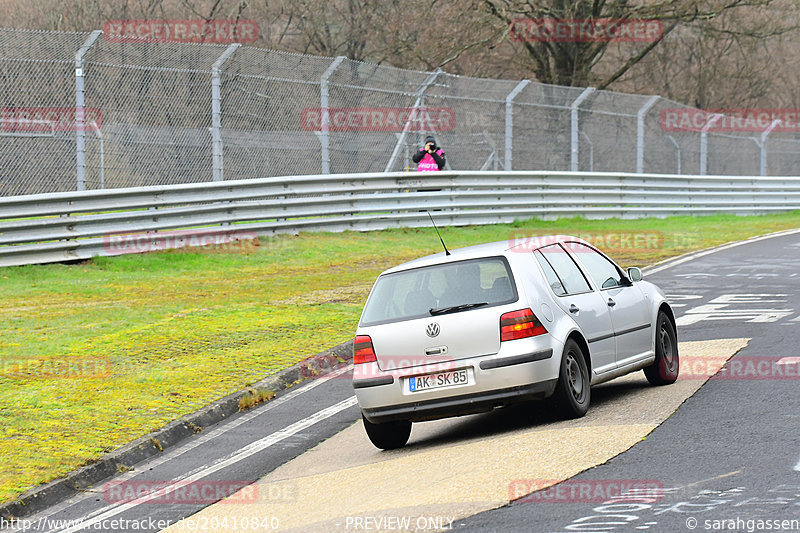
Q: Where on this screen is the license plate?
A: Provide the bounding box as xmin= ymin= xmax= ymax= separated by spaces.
xmin=408 ymin=369 xmax=471 ymax=392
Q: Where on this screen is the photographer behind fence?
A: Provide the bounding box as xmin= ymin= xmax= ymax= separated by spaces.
xmin=412 ymin=135 xmax=446 ymax=171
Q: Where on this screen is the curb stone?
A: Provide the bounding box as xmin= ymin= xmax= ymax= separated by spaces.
xmin=0 ymin=339 xmax=354 ymax=520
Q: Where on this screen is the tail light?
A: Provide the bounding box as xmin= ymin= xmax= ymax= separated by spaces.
xmin=500 ymin=308 xmax=547 ymax=341
xmin=353 ymin=335 xmax=377 ymax=364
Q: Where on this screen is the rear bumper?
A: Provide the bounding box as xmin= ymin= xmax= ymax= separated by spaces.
xmin=353 ymin=336 xmax=562 ymax=424
xmin=361 ymin=379 xmax=557 ymax=423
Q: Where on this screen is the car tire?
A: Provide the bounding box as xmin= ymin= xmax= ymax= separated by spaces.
xmin=644 ymin=312 xmax=679 ymax=385
xmin=362 ymin=414 xmax=411 ymax=450
xmin=553 ymin=338 xmax=590 ymax=418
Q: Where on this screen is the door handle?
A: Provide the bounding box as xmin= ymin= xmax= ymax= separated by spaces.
xmin=607 ymin=298 xmax=616 ymax=307
xmin=569 ymin=304 xmax=579 ymax=314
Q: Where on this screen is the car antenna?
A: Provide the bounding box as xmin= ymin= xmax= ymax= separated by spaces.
xmin=427 ymin=211 xmax=451 ymax=256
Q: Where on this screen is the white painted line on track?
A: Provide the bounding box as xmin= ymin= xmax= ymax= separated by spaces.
xmin=157 ymin=339 xmax=749 ymax=533
xmin=794 ymin=457 xmax=800 ymax=472
xmin=53 ymin=395 xmax=358 ymax=533
xmin=646 ymin=228 xmax=800 ymax=275
xmin=118 ymin=365 xmax=354 ymax=480
xmin=18 ymin=365 xmax=353 ymax=533
xmin=677 ymin=470 xmax=741 ymax=490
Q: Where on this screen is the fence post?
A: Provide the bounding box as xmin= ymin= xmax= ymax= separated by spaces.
xmin=699 ymin=113 xmax=723 ymax=175
xmin=665 ymin=135 xmax=681 ymax=174
xmin=570 ymin=87 xmax=595 ymax=172
xmin=504 ymin=80 xmax=530 ymax=171
xmin=320 ymin=56 xmax=346 ymax=174
xmin=579 ymin=131 xmax=593 ymax=172
xmin=75 ymin=30 xmax=102 ymax=191
xmin=384 ymin=68 xmax=442 ymax=173
xmin=90 ymin=121 xmax=104 ymax=189
xmin=636 ymin=95 xmax=659 ymax=173
xmin=759 ymin=119 xmax=782 ymax=176
xmin=211 ymin=43 xmax=241 ymax=182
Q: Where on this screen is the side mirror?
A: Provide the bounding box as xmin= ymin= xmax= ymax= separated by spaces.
xmin=627 ymin=267 xmax=643 ymax=282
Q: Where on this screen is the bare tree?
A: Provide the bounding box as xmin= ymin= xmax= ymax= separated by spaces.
xmin=2 ymin=0 xmax=800 ymax=109
xmin=247 ymin=0 xmax=385 ymax=61
xmin=251 ymin=0 xmax=501 ymax=70
xmin=614 ymin=1 xmax=798 ymax=108
xmin=481 ymin=0 xmax=788 ymax=90
xmin=364 ymin=0 xmax=503 ymax=72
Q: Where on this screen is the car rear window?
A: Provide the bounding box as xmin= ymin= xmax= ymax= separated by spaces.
xmin=359 ymin=256 xmax=518 ymax=326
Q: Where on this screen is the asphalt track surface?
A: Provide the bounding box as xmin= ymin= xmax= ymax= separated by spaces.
xmin=456 ymin=229 xmax=800 ymax=532
xmin=160 ymin=338 xmax=744 ymax=532
xmin=4 ymin=229 xmax=800 ymax=533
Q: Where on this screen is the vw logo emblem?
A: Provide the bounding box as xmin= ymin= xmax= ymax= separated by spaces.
xmin=426 ymin=322 xmax=440 ymax=337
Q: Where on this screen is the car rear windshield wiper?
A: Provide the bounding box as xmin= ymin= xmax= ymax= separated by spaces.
xmin=429 ymin=302 xmax=488 ymax=316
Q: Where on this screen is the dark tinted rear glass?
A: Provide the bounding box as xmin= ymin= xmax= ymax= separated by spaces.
xmin=360 ymin=257 xmax=518 ymax=326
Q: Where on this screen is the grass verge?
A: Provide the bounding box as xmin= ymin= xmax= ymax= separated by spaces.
xmin=1 ymin=211 xmax=799 ymax=503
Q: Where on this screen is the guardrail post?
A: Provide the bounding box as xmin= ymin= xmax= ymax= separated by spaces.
xmin=699 ymin=113 xmax=723 ymax=176
xmin=504 ymin=80 xmax=530 ymax=171
xmin=75 ymin=30 xmax=102 ymax=191
xmin=320 ymin=56 xmax=346 ymax=174
xmin=384 ymin=68 xmax=442 ymax=173
xmin=636 ymin=95 xmax=659 ymax=173
xmin=211 ymin=43 xmax=241 ymax=182
xmin=759 ymin=119 xmax=782 ymax=176
xmin=570 ymin=87 xmax=595 ymax=172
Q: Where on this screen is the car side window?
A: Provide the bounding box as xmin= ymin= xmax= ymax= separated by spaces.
xmin=536 ymin=244 xmax=592 ymax=295
xmin=534 ymin=250 xmax=566 ymax=296
xmin=568 ymin=242 xmax=624 ymax=289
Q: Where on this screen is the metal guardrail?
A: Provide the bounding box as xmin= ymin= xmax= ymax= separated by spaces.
xmin=2 ymin=170 xmax=800 ymax=267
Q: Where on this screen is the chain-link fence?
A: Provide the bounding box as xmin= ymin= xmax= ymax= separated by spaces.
xmin=2 ymin=27 xmax=800 ymax=197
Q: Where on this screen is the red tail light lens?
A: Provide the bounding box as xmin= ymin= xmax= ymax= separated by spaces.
xmin=353 ymin=335 xmax=377 ymax=364
xmin=500 ymin=308 xmax=547 ymax=341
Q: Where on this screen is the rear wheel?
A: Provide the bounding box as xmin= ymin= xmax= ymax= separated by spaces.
xmin=553 ymin=338 xmax=590 ymax=418
xmin=362 ymin=414 xmax=411 ymax=450
xmin=644 ymin=312 xmax=679 ymax=385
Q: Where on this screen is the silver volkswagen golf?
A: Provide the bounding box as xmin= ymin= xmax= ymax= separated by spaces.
xmin=352 ymin=235 xmax=679 ymax=449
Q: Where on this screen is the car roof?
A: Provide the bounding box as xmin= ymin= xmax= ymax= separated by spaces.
xmin=381 ymin=234 xmax=591 ymax=274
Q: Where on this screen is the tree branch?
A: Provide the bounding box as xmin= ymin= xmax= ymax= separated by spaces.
xmin=596 ymin=19 xmax=679 ymax=90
